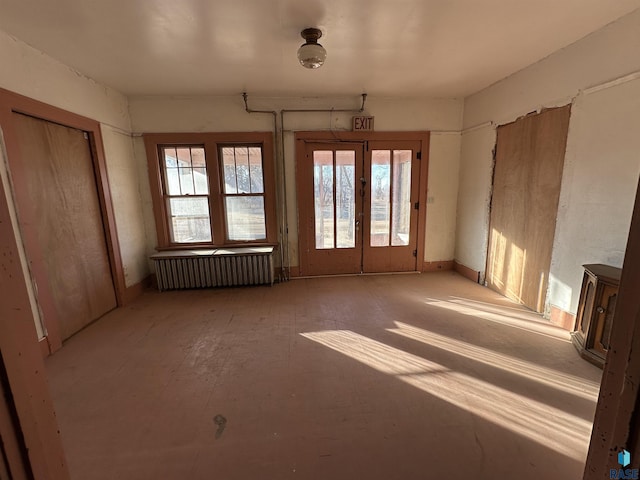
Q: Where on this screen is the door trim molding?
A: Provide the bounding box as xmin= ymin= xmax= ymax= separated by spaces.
xmin=295 ymin=131 xmax=430 ymax=276
xmin=0 ymin=88 xmax=125 ymax=354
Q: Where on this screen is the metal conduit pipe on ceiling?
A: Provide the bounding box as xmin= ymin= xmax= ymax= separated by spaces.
xmin=242 ymin=93 xmax=368 ymax=281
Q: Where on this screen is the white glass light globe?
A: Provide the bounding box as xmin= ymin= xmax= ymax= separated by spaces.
xmin=297 ymin=43 xmax=327 ymax=69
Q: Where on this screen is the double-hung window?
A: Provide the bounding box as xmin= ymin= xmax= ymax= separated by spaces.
xmin=144 ymin=132 xmax=276 ymax=248
xmin=161 ymin=145 xmax=211 ymax=243
xmin=220 ymin=146 xmax=267 ymax=241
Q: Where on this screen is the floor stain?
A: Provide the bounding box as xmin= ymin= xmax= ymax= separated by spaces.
xmin=214 ymin=414 xmax=227 ymax=439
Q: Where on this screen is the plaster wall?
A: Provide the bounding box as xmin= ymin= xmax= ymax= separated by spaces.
xmin=548 ymin=79 xmax=640 ymax=314
xmin=100 ymin=125 xmax=149 ymax=287
xmin=425 ymin=133 xmax=461 ymax=262
xmin=455 ymin=125 xmax=495 ymax=277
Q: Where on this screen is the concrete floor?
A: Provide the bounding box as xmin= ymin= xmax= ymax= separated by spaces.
xmin=45 ymin=272 xmax=602 ymax=480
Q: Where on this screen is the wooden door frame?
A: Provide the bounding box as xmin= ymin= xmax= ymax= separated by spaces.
xmin=297 ymin=141 xmax=365 ymax=275
xmin=0 ymin=123 xmax=70 ymax=478
xmin=363 ymin=139 xmax=422 ymax=273
xmin=0 ymin=88 xmax=125 ymax=354
xmin=295 ymin=131 xmax=430 ymax=276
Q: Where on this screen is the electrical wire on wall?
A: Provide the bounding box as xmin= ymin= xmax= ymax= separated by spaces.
xmin=242 ymin=93 xmax=367 ymax=281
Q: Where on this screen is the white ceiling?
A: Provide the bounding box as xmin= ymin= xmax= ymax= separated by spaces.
xmin=0 ymin=0 xmax=638 ymax=97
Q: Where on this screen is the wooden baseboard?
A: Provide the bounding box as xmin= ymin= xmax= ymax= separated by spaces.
xmin=122 ymin=275 xmax=152 ymax=305
xmin=39 ymin=337 xmax=50 ymax=358
xmin=550 ymin=305 xmax=576 ymax=331
xmin=453 ymin=261 xmax=480 ymax=283
xmin=422 ymin=260 xmax=454 ymax=272
xmin=287 ymin=266 xmax=301 ymax=278
xmin=274 ymin=266 xmax=300 ymax=279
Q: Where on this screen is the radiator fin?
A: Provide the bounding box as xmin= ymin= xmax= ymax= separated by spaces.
xmin=151 ymin=248 xmax=274 ymax=291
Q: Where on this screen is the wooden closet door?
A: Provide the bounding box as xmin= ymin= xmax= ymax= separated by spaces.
xmin=12 ymin=113 xmax=117 ymax=339
xmin=487 ymin=106 xmax=571 ymax=312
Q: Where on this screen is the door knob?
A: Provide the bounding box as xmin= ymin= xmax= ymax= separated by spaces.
xmin=596 ymin=306 xmax=605 ymax=314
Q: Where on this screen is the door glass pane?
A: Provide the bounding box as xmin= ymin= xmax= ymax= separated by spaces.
xmin=336 ymin=151 xmax=356 ymax=248
xmin=391 ymin=150 xmax=412 ymax=246
xmin=168 ymin=197 xmax=212 ymax=243
xmin=314 ymin=151 xmax=334 ymax=249
xmin=370 ymin=150 xmax=391 ymax=246
xmin=225 ymin=196 xmax=266 ymax=240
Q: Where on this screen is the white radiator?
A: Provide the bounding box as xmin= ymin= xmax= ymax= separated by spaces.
xmin=151 ymin=247 xmax=274 ymax=291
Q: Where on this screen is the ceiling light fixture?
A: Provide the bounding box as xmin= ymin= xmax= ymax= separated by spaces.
xmin=297 ymin=28 xmax=327 ymax=69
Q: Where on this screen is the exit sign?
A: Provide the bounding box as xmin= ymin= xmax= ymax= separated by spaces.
xmin=352 ymin=116 xmax=374 ymax=131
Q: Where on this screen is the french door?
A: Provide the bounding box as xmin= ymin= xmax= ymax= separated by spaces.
xmin=297 ymin=140 xmax=421 ymax=276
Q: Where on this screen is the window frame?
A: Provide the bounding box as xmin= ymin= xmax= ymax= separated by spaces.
xmin=218 ymin=144 xmax=269 ymax=242
xmin=144 ymin=132 xmax=277 ymax=250
xmin=159 ymin=144 xmax=212 ymax=244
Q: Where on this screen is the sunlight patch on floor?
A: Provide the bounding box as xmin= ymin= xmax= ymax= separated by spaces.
xmin=301 ymin=330 xmax=593 ymax=461
xmin=388 ymin=321 xmax=600 ymax=399
xmin=424 ymin=298 xmax=571 ymax=341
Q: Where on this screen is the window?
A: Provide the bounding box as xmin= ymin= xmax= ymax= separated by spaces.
xmin=144 ymin=132 xmax=276 ymax=248
xmin=161 ymin=146 xmax=211 ymax=243
xmin=221 ymin=146 xmax=266 ymax=241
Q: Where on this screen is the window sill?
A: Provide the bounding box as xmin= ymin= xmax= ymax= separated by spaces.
xmin=150 ymin=245 xmax=276 ymax=260
xmin=155 ymin=242 xmax=278 ymax=252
